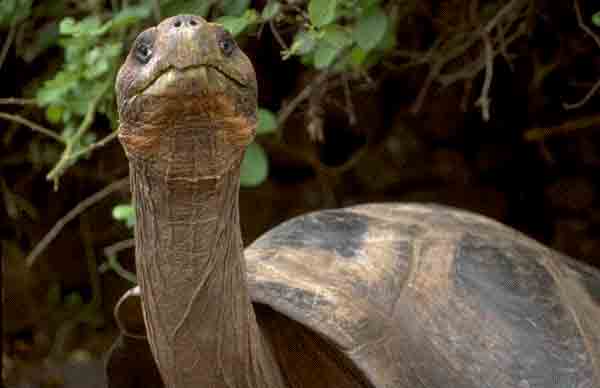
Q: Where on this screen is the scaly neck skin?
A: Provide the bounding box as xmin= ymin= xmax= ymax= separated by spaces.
xmin=129 ymin=134 xmax=285 ymax=388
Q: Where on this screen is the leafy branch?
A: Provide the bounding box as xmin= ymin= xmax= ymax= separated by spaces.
xmin=45 ymin=79 xmax=111 ymax=188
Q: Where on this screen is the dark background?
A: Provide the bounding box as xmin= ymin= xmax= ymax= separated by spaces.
xmin=2 ymin=0 xmax=599 ymax=386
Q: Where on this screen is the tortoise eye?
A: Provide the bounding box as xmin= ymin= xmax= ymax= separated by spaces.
xmin=133 ymin=29 xmax=155 ymax=64
xmin=218 ymin=30 xmax=236 ymax=57
xmin=135 ymin=42 xmax=153 ymax=64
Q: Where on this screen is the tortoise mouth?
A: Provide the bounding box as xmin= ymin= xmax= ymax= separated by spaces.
xmin=139 ymin=65 xmax=248 ymax=97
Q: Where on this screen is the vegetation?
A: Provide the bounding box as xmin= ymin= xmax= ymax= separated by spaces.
xmin=2 ymin=0 xmax=599 ymax=385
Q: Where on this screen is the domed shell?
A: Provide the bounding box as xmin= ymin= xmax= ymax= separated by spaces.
xmin=245 ymin=203 xmax=600 ymax=388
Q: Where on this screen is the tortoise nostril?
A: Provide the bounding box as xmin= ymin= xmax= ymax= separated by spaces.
xmin=174 ymin=20 xmax=182 ymax=27
xmin=190 ymin=19 xmax=197 ymax=26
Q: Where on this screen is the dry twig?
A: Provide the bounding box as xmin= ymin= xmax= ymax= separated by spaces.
xmin=269 ymin=20 xmax=289 ymax=50
xmin=26 ymin=177 xmax=129 ymax=268
xmin=0 ymin=20 xmax=17 ymax=71
xmin=277 ymin=70 xmax=332 ymax=129
xmin=475 ymin=30 xmax=494 ymax=121
xmin=342 ymin=74 xmax=357 ymax=126
xmin=103 ymin=238 xmax=135 ymax=258
xmin=563 ymin=0 xmax=600 ymax=110
xmin=410 ymin=0 xmax=529 ymax=115
xmin=66 ymin=130 xmax=119 ymax=162
xmin=0 ymin=98 xmax=37 ymax=105
xmin=573 ymin=0 xmax=600 ymax=48
xmin=100 ymin=238 xmax=136 ymax=283
xmin=524 ymin=114 xmax=600 ymax=141
xmin=564 ymin=80 xmax=600 ymax=110
xmin=0 ymin=112 xmax=64 ymax=142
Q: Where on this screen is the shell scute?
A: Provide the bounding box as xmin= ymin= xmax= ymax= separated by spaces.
xmin=247 ymin=203 xmax=600 ymax=388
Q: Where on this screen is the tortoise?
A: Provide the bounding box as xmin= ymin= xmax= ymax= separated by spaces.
xmin=106 ymin=14 xmax=600 ymax=388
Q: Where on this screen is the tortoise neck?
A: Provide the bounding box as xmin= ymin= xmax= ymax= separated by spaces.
xmin=129 ymin=155 xmax=285 ymax=388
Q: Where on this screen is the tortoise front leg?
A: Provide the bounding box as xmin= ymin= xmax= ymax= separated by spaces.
xmin=105 ymin=287 xmax=163 ymax=388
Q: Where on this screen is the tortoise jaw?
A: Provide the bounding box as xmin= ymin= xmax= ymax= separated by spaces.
xmin=138 ymin=65 xmax=248 ymax=98
xmin=142 ymin=66 xmax=208 ymax=95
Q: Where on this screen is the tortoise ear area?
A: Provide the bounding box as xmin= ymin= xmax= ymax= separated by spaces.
xmin=114 ymin=286 xmax=147 ymax=339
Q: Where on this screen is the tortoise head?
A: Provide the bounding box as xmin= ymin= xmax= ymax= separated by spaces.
xmin=115 ymin=15 xmax=257 ymax=180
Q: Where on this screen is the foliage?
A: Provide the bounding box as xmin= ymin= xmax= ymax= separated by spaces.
xmin=5 ymin=0 xmax=598 ymax=288
xmin=218 ymin=0 xmax=394 ymax=70
xmin=2 ymin=0 xmax=397 ymax=193
xmin=593 ymin=11 xmax=600 ymax=27
xmin=36 ymin=5 xmax=152 ymax=187
xmin=112 ymin=204 xmax=136 ymax=228
xmin=240 ymin=142 xmax=270 ymax=187
xmin=0 ymin=0 xmax=32 ymax=27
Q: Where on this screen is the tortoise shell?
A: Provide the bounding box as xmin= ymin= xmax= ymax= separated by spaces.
xmin=246 ymin=203 xmax=600 ymax=388
xmin=107 ymin=203 xmax=600 ymax=387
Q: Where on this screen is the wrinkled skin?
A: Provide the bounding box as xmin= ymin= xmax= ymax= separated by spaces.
xmin=111 ymin=15 xmax=285 ymax=388
xmin=116 ymin=14 xmax=257 ymax=175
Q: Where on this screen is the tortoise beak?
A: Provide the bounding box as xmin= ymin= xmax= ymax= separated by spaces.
xmin=142 ymin=66 xmax=210 ymax=96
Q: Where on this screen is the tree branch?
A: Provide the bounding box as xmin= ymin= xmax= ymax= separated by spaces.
xmin=0 ymin=19 xmax=17 ymax=71
xmin=0 ymin=112 xmax=64 ymax=143
xmin=26 ymin=177 xmax=129 ymax=268
xmin=475 ymin=30 xmax=494 ymax=121
xmin=563 ymin=79 xmax=600 ymax=110
xmin=46 ymin=79 xmax=111 ymax=187
xmin=410 ymin=0 xmax=528 ymax=114
xmin=66 ymin=130 xmax=119 ymax=162
xmin=563 ymin=0 xmax=600 ymax=110
xmin=100 ymin=238 xmax=136 ymax=283
xmin=524 ymin=114 xmax=600 ymax=141
xmin=269 ymin=20 xmax=288 ymax=50
xmin=574 ymin=0 xmax=600 ymax=48
xmin=277 ymin=70 xmax=332 ymax=129
xmin=0 ymin=98 xmax=37 ymax=105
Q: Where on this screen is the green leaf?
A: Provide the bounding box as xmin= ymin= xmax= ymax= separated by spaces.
xmin=46 ymin=105 xmax=63 ymax=124
xmin=593 ymin=11 xmax=600 ymax=27
xmin=322 ymin=25 xmax=352 ymax=48
xmin=376 ymin=18 xmax=396 ymax=52
xmin=257 ymin=108 xmax=277 ymax=134
xmin=217 ymin=9 xmax=259 ymax=36
xmin=313 ymin=25 xmax=352 ymax=69
xmin=308 ymin=0 xmax=337 ymax=27
xmin=111 ymin=5 xmax=152 ymax=29
xmin=284 ymin=30 xmax=318 ymax=58
xmin=59 ymin=16 xmax=110 ymax=37
xmin=240 ymin=142 xmax=268 ymax=187
xmin=112 ymin=204 xmax=135 ymax=228
xmin=353 ymin=6 xmax=388 ymax=52
xmin=36 ymin=72 xmax=78 ymax=106
xmin=59 ymin=17 xmax=77 ymax=35
xmin=350 ymin=46 xmax=367 ymax=67
xmin=0 ymin=0 xmax=32 ymax=27
xmin=358 ymin=0 xmax=380 ymax=11
xmin=314 ymin=40 xmax=341 ymax=69
xmin=261 ymin=1 xmax=281 ymax=21
xmin=160 ymin=0 xmax=212 ymax=18
xmin=222 ymin=0 xmax=251 ymax=17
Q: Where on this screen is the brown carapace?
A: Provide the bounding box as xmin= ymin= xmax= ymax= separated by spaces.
xmin=106 ymin=14 xmax=600 ymax=388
